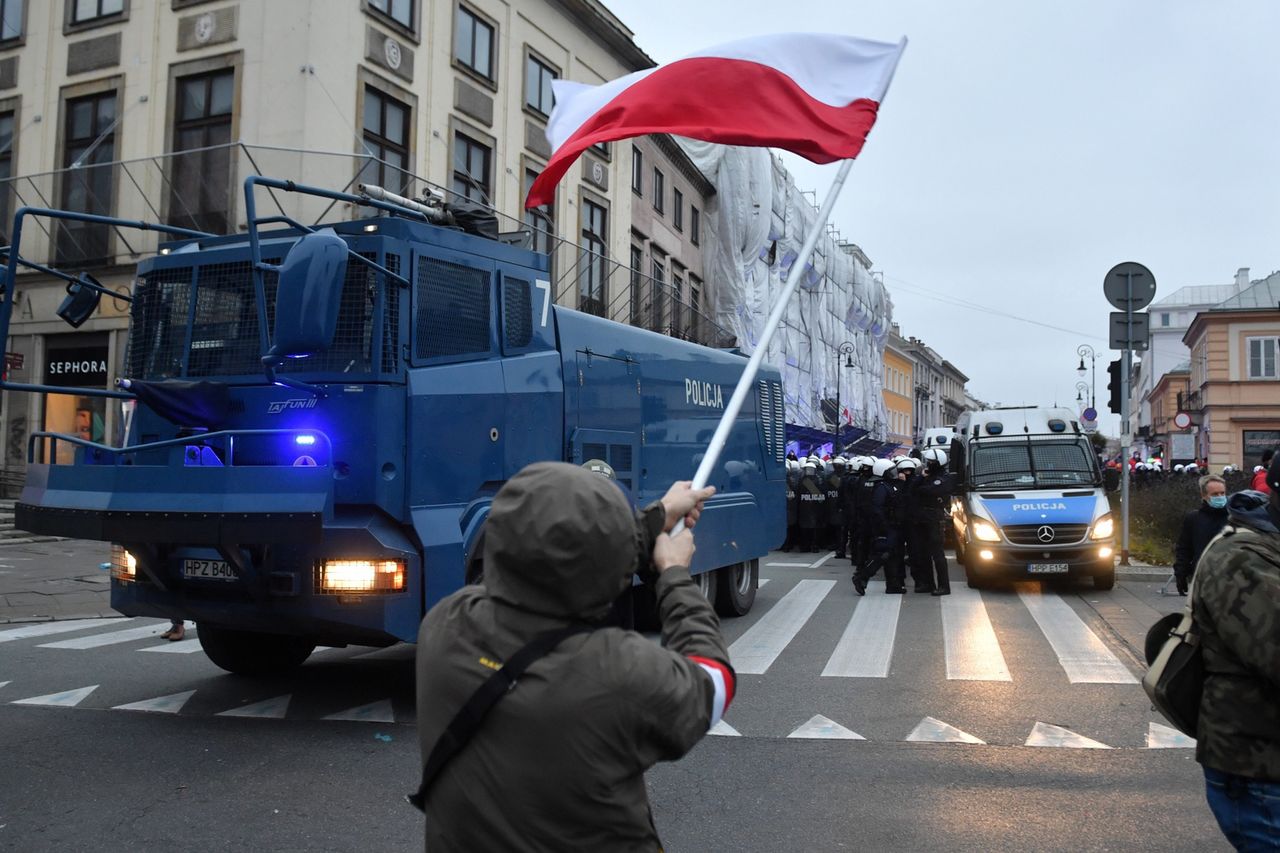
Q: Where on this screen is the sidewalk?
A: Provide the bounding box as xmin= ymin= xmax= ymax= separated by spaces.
xmin=0 ymin=538 xmax=116 ymax=624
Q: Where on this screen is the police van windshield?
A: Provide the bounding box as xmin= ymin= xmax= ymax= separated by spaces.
xmin=970 ymin=438 xmax=1098 ymax=489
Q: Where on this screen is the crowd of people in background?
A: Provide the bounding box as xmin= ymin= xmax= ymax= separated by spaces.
xmin=1100 ymin=448 xmax=1275 ymax=492
xmin=782 ymin=449 xmax=958 ymax=596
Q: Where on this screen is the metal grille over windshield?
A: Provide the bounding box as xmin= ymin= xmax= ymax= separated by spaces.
xmin=125 ymin=250 xmax=398 ymax=379
xmin=970 ymin=440 xmax=1096 ymax=489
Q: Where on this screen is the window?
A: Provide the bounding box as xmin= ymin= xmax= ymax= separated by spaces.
xmin=168 ymin=69 xmax=235 ymax=235
xmin=629 ymin=243 xmax=643 ymax=325
xmin=525 ymin=54 xmax=556 ymax=116
xmin=368 ymin=0 xmax=412 ymax=30
xmin=72 ymin=0 xmax=123 ymax=23
xmin=578 ymin=199 xmax=607 ymax=315
xmin=652 ymin=168 xmax=664 ymax=214
xmin=650 ymin=252 xmax=665 ymax=331
xmin=631 ymin=146 xmax=643 ymax=195
xmin=672 ymin=188 xmax=683 ymax=232
xmin=360 ymin=85 xmax=410 ymax=195
xmin=451 ymin=131 xmax=491 ymax=203
xmin=689 ymin=276 xmax=702 ymax=340
xmin=58 ymin=90 xmax=117 ymax=265
xmin=672 ymin=270 xmax=684 ymax=336
xmin=691 ymin=205 xmax=700 ymax=246
xmin=1160 ymin=312 xmax=1170 ymax=327
xmin=454 ymin=5 xmax=494 ymax=80
xmin=1248 ymin=337 xmax=1278 ymax=379
xmin=522 ymin=167 xmax=554 ymax=257
xmin=0 ymin=110 xmax=12 ymax=242
xmin=0 ymin=0 xmax=22 ymax=40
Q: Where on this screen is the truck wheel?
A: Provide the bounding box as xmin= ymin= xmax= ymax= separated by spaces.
xmin=198 ymin=623 xmax=315 ymax=676
xmin=714 ymin=559 xmax=758 ymax=617
xmin=693 ymin=568 xmax=718 ymax=604
xmin=1092 ymin=568 xmax=1116 ymax=591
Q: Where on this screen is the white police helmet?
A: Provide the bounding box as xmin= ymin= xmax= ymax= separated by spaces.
xmin=871 ymin=458 xmax=895 ymax=478
xmin=1185 ymin=463 xmax=1199 ymax=474
xmin=1173 ymin=464 xmax=1185 ymax=473
xmin=922 ymin=447 xmax=949 ymax=468
xmin=1255 ymin=465 xmax=1266 ymax=473
xmin=895 ymin=457 xmax=921 ymax=473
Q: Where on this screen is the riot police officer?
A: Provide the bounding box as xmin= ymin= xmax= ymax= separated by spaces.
xmin=796 ymin=457 xmax=826 ymax=552
xmin=911 ymin=448 xmax=957 ymax=596
xmin=892 ymin=457 xmax=928 ymax=591
xmin=827 ymin=457 xmax=846 ymax=556
xmin=849 ymin=456 xmax=878 ymax=573
xmin=781 ymin=459 xmax=800 ymax=551
xmin=853 ymin=458 xmax=905 ymax=594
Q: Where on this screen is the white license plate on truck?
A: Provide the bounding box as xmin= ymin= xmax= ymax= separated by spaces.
xmin=183 ymin=559 xmax=235 ymax=581
xmin=1027 ymin=563 xmax=1069 ymax=574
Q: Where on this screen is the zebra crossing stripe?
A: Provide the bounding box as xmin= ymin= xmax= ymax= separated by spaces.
xmin=787 ymin=714 xmax=864 ymax=740
xmin=941 ymin=587 xmax=1011 ymax=681
xmin=757 ymin=579 xmax=771 ymax=588
xmin=1026 ymin=721 xmax=1111 ymax=749
xmin=0 ymin=617 xmax=124 ymax=643
xmin=12 ymin=685 xmax=98 ymax=707
xmin=765 ymin=562 xmax=810 ymax=568
xmin=139 ymin=638 xmax=204 ymax=654
xmin=1017 ymin=590 xmax=1137 ymax=684
xmin=0 ymin=681 xmax=9 ymax=690
xmin=39 ymin=622 xmax=168 ymax=650
xmin=808 ymin=552 xmax=836 ymax=569
xmin=217 ymin=695 xmax=291 ymax=719
xmin=708 ymin=720 xmax=741 ymax=737
xmin=729 ymin=579 xmax=836 ymax=674
xmin=323 ymin=699 xmax=396 ymax=723
xmin=821 ymin=582 xmax=899 ymax=678
xmin=906 ymin=716 xmax=985 ymax=744
xmin=114 ymin=690 xmax=196 ymax=714
xmin=1147 ymin=721 xmax=1195 ymax=749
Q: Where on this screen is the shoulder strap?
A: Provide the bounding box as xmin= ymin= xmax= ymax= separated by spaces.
xmin=406 ymin=622 xmax=594 ymax=812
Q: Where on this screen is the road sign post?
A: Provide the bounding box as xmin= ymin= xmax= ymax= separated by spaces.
xmin=1104 ymin=262 xmax=1156 ymax=568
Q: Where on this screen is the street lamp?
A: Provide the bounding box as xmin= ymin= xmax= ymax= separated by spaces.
xmin=834 ymin=341 xmax=855 ymax=452
xmin=1076 ymin=344 xmax=1097 ymax=409
xmin=1075 ymin=380 xmax=1090 ymax=406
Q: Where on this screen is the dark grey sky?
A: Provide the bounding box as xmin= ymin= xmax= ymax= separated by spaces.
xmin=602 ymin=0 xmax=1280 ymax=431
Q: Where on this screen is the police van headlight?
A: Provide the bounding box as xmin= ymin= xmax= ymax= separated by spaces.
xmin=1090 ymin=514 xmax=1115 ymax=540
xmin=972 ymin=519 xmax=1001 ymax=542
xmin=110 ymin=545 xmax=137 ymax=582
xmin=316 ymin=559 xmax=406 ymax=594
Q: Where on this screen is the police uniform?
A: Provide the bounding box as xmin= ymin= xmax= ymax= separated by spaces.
xmin=796 ymin=465 xmax=826 ymax=553
xmin=782 ymin=464 xmax=800 ymax=551
xmin=854 ymin=465 xmax=906 ymax=594
xmin=826 ymin=462 xmax=845 ymax=555
xmin=850 ymin=465 xmax=878 ymax=572
xmin=911 ymin=466 xmax=957 ymax=595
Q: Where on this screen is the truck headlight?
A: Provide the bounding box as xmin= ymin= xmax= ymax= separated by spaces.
xmin=1090 ymin=514 xmax=1115 ymax=540
xmin=316 ymin=559 xmax=406 ymax=594
xmin=110 ymin=545 xmax=137 ymax=582
xmin=972 ymin=519 xmax=1001 ymax=542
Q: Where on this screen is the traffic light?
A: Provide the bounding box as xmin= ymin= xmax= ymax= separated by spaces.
xmin=1106 ymin=359 xmax=1123 ymax=415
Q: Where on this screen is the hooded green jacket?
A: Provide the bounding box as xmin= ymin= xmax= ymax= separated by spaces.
xmin=1193 ymin=491 xmax=1280 ymax=781
xmin=415 ymin=462 xmax=732 ymax=851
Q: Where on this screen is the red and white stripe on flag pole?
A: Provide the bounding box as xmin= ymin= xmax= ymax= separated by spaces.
xmin=525 ymin=33 xmax=906 ymax=208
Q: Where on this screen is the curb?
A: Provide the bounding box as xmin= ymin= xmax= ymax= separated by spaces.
xmin=0 ymin=610 xmax=121 ymax=625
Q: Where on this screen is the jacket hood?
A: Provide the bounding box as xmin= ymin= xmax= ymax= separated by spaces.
xmin=483 ymin=462 xmax=637 ymax=619
xmin=1226 ymin=490 xmax=1280 ymax=536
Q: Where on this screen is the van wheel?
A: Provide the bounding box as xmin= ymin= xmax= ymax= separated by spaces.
xmin=965 ymin=567 xmax=989 ymax=590
xmin=693 ymin=568 xmax=719 ymax=603
xmin=197 ymin=623 xmax=315 ymax=676
xmin=1092 ymin=568 xmax=1116 ymax=591
xmin=714 ymin=559 xmax=758 ymax=617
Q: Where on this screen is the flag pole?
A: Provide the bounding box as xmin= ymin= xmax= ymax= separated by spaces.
xmin=673 ymin=157 xmax=856 ymax=534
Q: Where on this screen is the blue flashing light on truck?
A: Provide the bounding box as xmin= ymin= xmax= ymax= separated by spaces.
xmin=949 ymin=406 xmax=1116 ymax=590
xmin=2 ymin=177 xmax=785 ymax=675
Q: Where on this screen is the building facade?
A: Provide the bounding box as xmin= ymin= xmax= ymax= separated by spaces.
xmin=1183 ymin=272 xmax=1280 ymax=470
xmin=882 ymin=325 xmax=913 ymax=450
xmin=1148 ymin=363 xmax=1191 ymax=464
xmin=0 ymin=0 xmax=730 ymax=480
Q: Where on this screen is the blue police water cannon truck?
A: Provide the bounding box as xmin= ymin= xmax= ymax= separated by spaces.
xmin=3 ymin=177 xmax=785 ymax=675
xmin=948 ymin=405 xmax=1116 ymax=590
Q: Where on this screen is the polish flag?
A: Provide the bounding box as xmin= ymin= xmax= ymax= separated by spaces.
xmin=524 ymin=33 xmax=906 ymax=209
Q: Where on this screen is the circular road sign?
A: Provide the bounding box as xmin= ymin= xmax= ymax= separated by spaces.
xmin=1173 ymin=411 xmax=1192 ymax=430
xmin=1104 ymin=262 xmax=1157 ymax=311
xmin=1082 ymin=407 xmax=1098 ymax=422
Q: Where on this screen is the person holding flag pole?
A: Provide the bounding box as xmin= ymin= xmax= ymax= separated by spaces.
xmin=415 ymin=32 xmax=906 ymax=852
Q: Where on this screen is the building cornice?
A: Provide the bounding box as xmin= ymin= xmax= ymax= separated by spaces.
xmin=550 ymin=0 xmax=655 ymax=72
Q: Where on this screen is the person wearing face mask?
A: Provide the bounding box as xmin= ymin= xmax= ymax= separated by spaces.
xmin=1172 ymin=474 xmax=1230 ymax=596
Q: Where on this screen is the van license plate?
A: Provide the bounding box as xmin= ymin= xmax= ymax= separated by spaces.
xmin=183 ymin=559 xmax=236 ymax=581
xmin=1028 ymin=563 xmax=1069 ymax=574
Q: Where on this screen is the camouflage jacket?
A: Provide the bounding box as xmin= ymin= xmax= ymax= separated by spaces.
xmin=1192 ymin=491 xmax=1280 ymax=781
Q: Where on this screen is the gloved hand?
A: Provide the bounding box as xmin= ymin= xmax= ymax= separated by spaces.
xmin=1175 ymin=576 xmax=1188 ymax=596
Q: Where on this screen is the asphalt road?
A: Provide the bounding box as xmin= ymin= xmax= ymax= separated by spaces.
xmin=0 ymin=550 xmax=1227 ymax=852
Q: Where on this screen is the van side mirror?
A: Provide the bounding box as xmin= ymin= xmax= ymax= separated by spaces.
xmin=263 ymin=231 xmax=348 ymax=364
xmin=56 ymin=273 xmax=104 ymax=328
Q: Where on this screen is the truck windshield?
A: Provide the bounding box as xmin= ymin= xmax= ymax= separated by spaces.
xmin=970 ymin=439 xmax=1097 ymax=489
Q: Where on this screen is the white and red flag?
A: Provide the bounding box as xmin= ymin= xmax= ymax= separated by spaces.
xmin=524 ymin=32 xmax=906 ymax=208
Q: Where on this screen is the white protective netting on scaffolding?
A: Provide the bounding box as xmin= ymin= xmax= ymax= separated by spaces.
xmin=677 ymin=140 xmax=893 ymax=440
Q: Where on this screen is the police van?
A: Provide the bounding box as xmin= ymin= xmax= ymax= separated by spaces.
xmin=949 ymin=406 xmax=1115 ymax=589
xmin=921 ymin=426 xmax=955 ymax=451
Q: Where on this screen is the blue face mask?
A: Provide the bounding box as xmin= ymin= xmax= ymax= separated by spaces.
xmin=1207 ymin=495 xmax=1228 ymax=510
